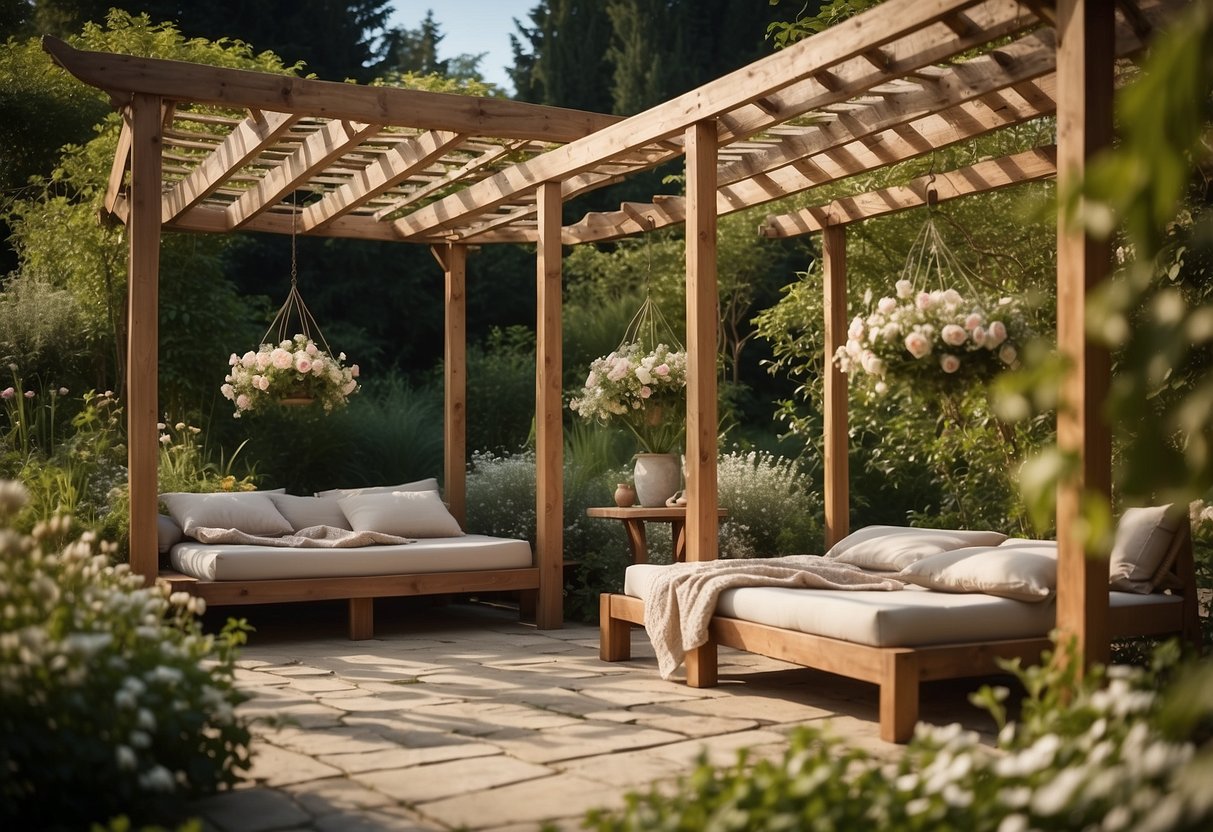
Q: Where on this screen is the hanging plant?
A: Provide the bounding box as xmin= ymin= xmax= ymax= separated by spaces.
xmin=834 ymin=210 xmax=1031 ymax=396
xmin=220 ymin=193 xmax=360 ymax=417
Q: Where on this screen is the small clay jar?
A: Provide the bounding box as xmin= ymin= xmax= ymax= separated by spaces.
xmin=613 ymin=482 xmax=637 ymax=507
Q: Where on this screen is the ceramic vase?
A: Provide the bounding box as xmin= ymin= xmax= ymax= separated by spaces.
xmin=633 ymin=453 xmax=681 ymax=507
xmin=613 ymin=482 xmax=637 ymax=507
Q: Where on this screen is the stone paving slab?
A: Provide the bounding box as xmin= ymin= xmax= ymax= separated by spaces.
xmin=189 ymin=599 xmax=998 ymax=831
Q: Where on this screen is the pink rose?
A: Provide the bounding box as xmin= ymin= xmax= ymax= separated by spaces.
xmin=916 ymin=291 xmax=933 ymax=310
xmin=941 ymin=324 xmax=967 ymax=346
xmin=305 ymin=342 xmax=319 ymax=357
xmin=23 ymin=390 xmax=34 ymax=399
xmin=972 ymin=326 xmax=987 ymax=346
xmin=271 ymin=348 xmax=292 ymax=370
xmin=940 ymin=354 xmax=960 ymax=373
xmin=904 ymin=332 xmax=932 ymax=359
xmin=964 ymin=313 xmax=983 ymax=331
xmin=639 ymin=386 xmax=652 ymax=399
xmin=228 ymin=354 xmax=239 ymax=367
xmin=942 ymin=289 xmax=962 ymax=306
xmin=0 ymin=387 xmax=12 ymax=400
xmin=987 ymin=321 xmax=1008 ymax=348
xmin=241 ymin=351 xmax=257 ymax=369
xmin=654 ymin=363 xmax=670 ymax=376
xmin=220 ymin=384 xmax=234 ymax=400
xmin=895 ymin=279 xmax=913 ymax=299
xmin=350 ymin=364 xmax=360 ymax=379
xmin=999 ymin=344 xmax=1018 ymax=365
xmin=877 ymin=297 xmax=897 ymax=314
xmin=235 ymin=394 xmax=250 ymax=410
xmin=848 ymin=316 xmax=865 ymax=339
xmin=295 ymin=355 xmax=312 ymax=373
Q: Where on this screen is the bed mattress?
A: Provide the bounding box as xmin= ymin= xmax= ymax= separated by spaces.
xmin=624 ymin=563 xmax=1181 ymax=648
xmin=170 ymin=534 xmax=533 ymax=581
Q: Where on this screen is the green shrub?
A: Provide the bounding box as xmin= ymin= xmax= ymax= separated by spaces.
xmin=584 ymin=642 xmax=1213 ymax=832
xmin=716 ymin=449 xmax=822 ymax=558
xmin=0 ymin=481 xmax=252 ymax=828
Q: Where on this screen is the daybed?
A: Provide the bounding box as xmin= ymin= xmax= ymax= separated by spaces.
xmin=600 ymin=512 xmax=1202 ymax=743
xmin=157 ymin=480 xmax=537 ymax=640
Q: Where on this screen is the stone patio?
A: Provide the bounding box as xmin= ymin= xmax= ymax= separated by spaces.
xmin=191 ymin=598 xmax=1004 ymax=831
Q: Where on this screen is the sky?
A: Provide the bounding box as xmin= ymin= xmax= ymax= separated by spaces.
xmin=386 ymin=1 xmax=537 ymax=95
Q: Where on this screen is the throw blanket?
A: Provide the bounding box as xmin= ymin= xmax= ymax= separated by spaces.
xmin=190 ymin=525 xmax=415 ymax=548
xmin=644 ymin=555 xmax=904 ymax=678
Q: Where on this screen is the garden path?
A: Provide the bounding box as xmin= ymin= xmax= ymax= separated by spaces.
xmin=190 ymin=600 xmax=1000 ymax=831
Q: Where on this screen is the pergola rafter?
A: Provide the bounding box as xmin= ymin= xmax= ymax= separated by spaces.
xmin=42 ymin=0 xmax=1184 ymax=678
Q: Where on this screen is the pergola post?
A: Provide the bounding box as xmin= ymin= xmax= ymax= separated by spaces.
xmin=685 ymin=119 xmax=719 ymax=686
xmin=822 ymin=223 xmax=850 ymax=548
xmin=127 ymin=93 xmax=163 ymax=585
xmin=434 ymin=243 xmax=468 ymax=525
xmin=535 ymin=181 xmax=564 ymax=629
xmin=1055 ymin=0 xmax=1114 ymax=667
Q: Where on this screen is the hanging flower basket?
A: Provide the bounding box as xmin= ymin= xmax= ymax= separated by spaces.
xmin=222 ymin=333 xmax=359 ymax=417
xmin=834 ymin=213 xmax=1030 ymax=395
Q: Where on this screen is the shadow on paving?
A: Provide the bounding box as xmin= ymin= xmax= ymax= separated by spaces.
xmin=190 ymin=598 xmax=1014 ymax=831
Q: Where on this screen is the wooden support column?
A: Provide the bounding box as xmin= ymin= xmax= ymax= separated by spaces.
xmin=535 ymin=181 xmax=564 ymax=629
xmin=822 ymin=224 xmax=850 ymax=548
xmin=1055 ymin=0 xmax=1114 ymax=668
xmin=685 ymin=120 xmax=719 ymax=686
xmin=127 ymin=93 xmax=163 ymax=585
xmin=434 ymin=244 xmax=468 ymax=525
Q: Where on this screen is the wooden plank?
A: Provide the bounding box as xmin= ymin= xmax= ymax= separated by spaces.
xmin=153 ymin=201 xmax=403 ymax=241
xmin=224 ymin=119 xmax=384 ymax=229
xmin=684 ymin=120 xmax=719 ymax=565
xmin=1055 ymin=0 xmax=1114 ymax=669
xmin=42 ymin=36 xmax=622 ymax=144
xmin=822 ymin=225 xmax=850 ymax=548
xmin=389 ymin=0 xmax=1005 ymax=238
xmin=440 ymin=244 xmax=468 ymax=526
xmin=126 ymin=93 xmax=162 ymax=586
xmin=762 ymin=146 xmax=1058 ymax=236
xmin=535 ymin=180 xmax=564 ymax=629
xmin=600 ymin=594 xmax=633 ymax=661
xmin=176 ymin=568 xmax=540 ymax=605
xmin=348 ymin=598 xmax=373 ymax=640
xmin=300 ymin=129 xmax=463 ymax=232
xmin=161 ymin=110 xmax=299 ymax=222
xmin=880 ymin=651 xmax=921 ymax=743
xmin=104 ymin=116 xmax=132 ymax=216
xmin=372 ymin=141 xmax=523 ymax=219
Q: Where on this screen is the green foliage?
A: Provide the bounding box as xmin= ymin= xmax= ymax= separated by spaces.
xmin=0 ymin=483 xmax=253 ymax=828
xmin=585 ymin=641 xmax=1213 ymax=832
xmin=716 ymin=449 xmax=822 ymax=558
xmin=766 ymin=0 xmax=880 ymax=49
xmin=465 ymin=326 xmax=538 ymax=454
xmin=0 ymin=275 xmax=90 ymax=380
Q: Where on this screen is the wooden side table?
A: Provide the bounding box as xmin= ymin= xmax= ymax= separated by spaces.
xmin=586 ymin=505 xmax=728 ymax=564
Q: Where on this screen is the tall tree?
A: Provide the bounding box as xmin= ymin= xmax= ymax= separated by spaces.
xmin=381 ymin=9 xmax=486 ymax=81
xmin=508 ymin=0 xmax=613 ymax=113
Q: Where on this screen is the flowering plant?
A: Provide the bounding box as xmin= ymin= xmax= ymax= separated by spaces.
xmin=569 ymin=342 xmax=688 ymax=453
xmin=834 ymin=279 xmax=1028 ymax=395
xmin=221 ymin=333 xmax=359 ymax=417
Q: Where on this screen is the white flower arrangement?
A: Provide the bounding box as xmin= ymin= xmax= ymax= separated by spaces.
xmin=569 ymin=342 xmax=688 ymax=453
xmin=221 ymin=333 xmax=359 ymax=417
xmin=834 ymin=279 xmax=1028 ymax=394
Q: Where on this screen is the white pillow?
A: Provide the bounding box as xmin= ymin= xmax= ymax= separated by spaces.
xmin=1109 ymin=505 xmax=1181 ymax=593
xmin=316 ymin=477 xmax=439 ymax=499
xmin=267 ymin=493 xmax=351 ymax=531
xmin=828 ymin=525 xmax=1008 ymax=571
xmin=157 ymin=514 xmax=184 ymax=554
xmin=160 ymin=492 xmax=293 ymax=537
xmin=900 ymin=544 xmax=1057 ymax=602
xmin=338 ymin=490 xmax=463 ymax=538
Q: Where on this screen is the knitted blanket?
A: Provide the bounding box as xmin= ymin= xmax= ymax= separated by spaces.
xmin=190 ymin=525 xmax=414 ymax=547
xmin=643 ymin=555 xmax=904 ymax=678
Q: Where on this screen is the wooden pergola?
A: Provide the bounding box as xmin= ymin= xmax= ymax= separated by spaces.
xmin=46 ymin=0 xmax=1179 ymax=659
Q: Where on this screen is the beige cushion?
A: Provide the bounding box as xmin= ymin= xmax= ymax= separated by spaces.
xmin=315 ymin=477 xmax=439 ymax=499
xmin=160 ymin=492 xmax=293 ymax=537
xmin=900 ymin=544 xmax=1057 ymax=602
xmin=1109 ymin=505 xmax=1181 ymax=593
xmin=338 ymin=490 xmax=463 ymax=538
xmin=828 ymin=525 xmax=1008 ymax=572
xmin=267 ymin=493 xmax=351 ymax=531
xmin=157 ymin=514 xmax=184 ymax=554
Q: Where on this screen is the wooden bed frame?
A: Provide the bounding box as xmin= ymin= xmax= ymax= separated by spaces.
xmin=600 ymin=527 xmax=1202 ymax=743
xmin=163 ymin=567 xmax=539 ymax=640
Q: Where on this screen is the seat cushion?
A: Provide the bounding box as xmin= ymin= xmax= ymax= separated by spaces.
xmin=827 ymin=525 xmax=1008 ymax=571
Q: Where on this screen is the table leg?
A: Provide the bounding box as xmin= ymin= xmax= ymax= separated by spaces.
xmin=671 ymin=519 xmax=686 ymax=562
xmin=622 ymin=519 xmax=649 ymax=563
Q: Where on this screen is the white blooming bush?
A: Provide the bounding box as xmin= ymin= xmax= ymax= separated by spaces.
xmin=221 ymin=333 xmax=359 ymax=417
xmin=835 ymin=279 xmax=1030 ymax=395
xmin=585 ymin=641 xmax=1213 ymax=832
xmin=569 ymin=342 xmax=688 ymax=453
xmin=0 ymin=481 xmax=252 ymax=828
xmin=716 ymin=450 xmax=822 ymax=558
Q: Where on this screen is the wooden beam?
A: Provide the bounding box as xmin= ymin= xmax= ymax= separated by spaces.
xmin=822 ymin=225 xmax=850 ymax=548
xmin=1055 ymin=0 xmax=1114 ymax=669
xmin=42 ymin=36 xmax=621 ymax=144
xmin=391 ymin=0 xmax=1008 ymax=238
xmin=161 ymin=110 xmax=300 ymax=222
xmin=300 ymin=130 xmax=464 ymax=232
xmin=535 ymin=180 xmax=564 ymax=629
xmin=224 ymin=119 xmax=384 ymax=230
xmin=372 ymin=141 xmax=523 ymax=220
xmin=125 ymin=200 xmax=403 ymax=241
xmin=762 ymin=146 xmax=1058 ymax=236
xmin=104 ymin=116 xmax=132 ymax=217
xmin=437 ymin=244 xmax=468 ymax=527
xmin=127 ymin=93 xmax=162 ymax=585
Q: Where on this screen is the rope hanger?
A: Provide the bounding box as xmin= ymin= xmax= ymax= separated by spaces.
xmin=262 ymin=192 xmax=334 ymax=355
xmin=618 ymin=217 xmax=683 ymax=353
